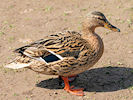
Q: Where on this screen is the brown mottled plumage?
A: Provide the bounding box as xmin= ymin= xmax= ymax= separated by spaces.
xmin=5 ymin=11 xmax=120 ymax=96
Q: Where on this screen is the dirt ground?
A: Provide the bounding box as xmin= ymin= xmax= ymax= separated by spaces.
xmin=0 ymin=0 xmax=133 ymax=100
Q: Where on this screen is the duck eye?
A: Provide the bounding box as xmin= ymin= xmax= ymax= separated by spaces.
xmin=97 ymin=17 xmax=106 ymax=22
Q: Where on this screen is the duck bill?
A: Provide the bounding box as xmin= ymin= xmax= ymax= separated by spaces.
xmin=104 ymin=21 xmax=120 ymax=32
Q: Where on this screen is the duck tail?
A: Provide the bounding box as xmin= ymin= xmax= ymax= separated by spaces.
xmin=5 ymin=62 xmax=31 ymax=69
xmin=5 ymin=56 xmax=32 ymax=69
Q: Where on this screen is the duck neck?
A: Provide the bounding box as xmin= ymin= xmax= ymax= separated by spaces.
xmin=82 ymin=26 xmax=95 ymax=35
xmin=81 ymin=22 xmax=97 ymax=38
xmin=81 ymin=24 xmax=103 ymax=51
xmin=81 ymin=19 xmax=99 ymax=35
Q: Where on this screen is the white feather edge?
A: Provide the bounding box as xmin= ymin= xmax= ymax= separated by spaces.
xmin=5 ymin=49 xmax=64 ymax=69
xmin=5 ymin=62 xmax=32 ymax=69
xmin=47 ymin=49 xmax=64 ymax=60
xmin=24 ymin=52 xmax=48 ymax=64
xmin=24 ymin=49 xmax=64 ymax=64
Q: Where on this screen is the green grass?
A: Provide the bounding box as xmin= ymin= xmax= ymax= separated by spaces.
xmin=9 ymin=24 xmax=14 ymax=28
xmin=130 ymin=45 xmax=133 ymax=48
xmin=3 ymin=21 xmax=8 ymax=24
xmin=8 ymin=37 xmax=15 ymax=42
xmin=117 ymin=5 xmax=121 ymax=9
xmin=78 ymin=26 xmax=81 ymax=30
xmin=36 ymin=74 xmax=41 ymax=78
xmin=64 ymin=18 xmax=67 ymax=22
xmin=13 ymin=93 xmax=19 ymax=96
xmin=119 ymin=20 xmax=125 ymax=23
xmin=0 ymin=31 xmax=4 ymax=36
xmin=64 ymin=12 xmax=69 ymax=16
xmin=130 ymin=70 xmax=133 ymax=74
xmin=106 ymin=14 xmax=113 ymax=19
xmin=117 ymin=62 xmax=123 ymax=65
xmin=115 ymin=18 xmax=125 ymax=24
xmin=25 ymin=97 xmax=31 ymax=100
xmin=3 ymin=68 xmax=13 ymax=73
xmin=36 ymin=80 xmax=40 ymax=84
xmin=8 ymin=5 xmax=15 ymax=9
xmin=125 ymin=7 xmax=133 ymax=11
xmin=61 ymin=96 xmax=67 ymax=99
xmin=128 ymin=86 xmax=133 ymax=90
xmin=43 ymin=6 xmax=53 ymax=12
xmin=63 ymin=11 xmax=72 ymax=16
xmin=127 ymin=19 xmax=132 ymax=24
xmin=25 ymin=18 xmax=31 ymax=20
xmin=104 ymin=31 xmax=110 ymax=35
xmin=80 ymin=8 xmax=87 ymax=11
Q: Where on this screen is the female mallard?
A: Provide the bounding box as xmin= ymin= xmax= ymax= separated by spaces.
xmin=5 ymin=11 xmax=120 ymax=96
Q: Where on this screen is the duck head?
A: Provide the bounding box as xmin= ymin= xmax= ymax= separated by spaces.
xmin=82 ymin=11 xmax=120 ymax=33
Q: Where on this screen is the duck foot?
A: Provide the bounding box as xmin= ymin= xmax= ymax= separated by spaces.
xmin=61 ymin=76 xmax=84 ymax=96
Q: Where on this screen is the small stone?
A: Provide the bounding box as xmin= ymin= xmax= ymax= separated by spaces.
xmin=128 ymin=51 xmax=133 ymax=54
xmin=49 ymin=93 xmax=52 ymax=96
xmin=54 ymin=92 xmax=58 ymax=94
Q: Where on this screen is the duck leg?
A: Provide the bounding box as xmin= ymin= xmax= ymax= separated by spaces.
xmin=68 ymin=75 xmax=77 ymax=82
xmin=59 ymin=75 xmax=77 ymax=83
xmin=61 ymin=76 xmax=84 ymax=96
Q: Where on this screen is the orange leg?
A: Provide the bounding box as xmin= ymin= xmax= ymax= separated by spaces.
xmin=68 ymin=75 xmax=77 ymax=82
xmin=61 ymin=76 xmax=84 ymax=96
xmin=58 ymin=75 xmax=77 ymax=86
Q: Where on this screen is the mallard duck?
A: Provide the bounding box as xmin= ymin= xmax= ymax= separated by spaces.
xmin=5 ymin=11 xmax=120 ymax=96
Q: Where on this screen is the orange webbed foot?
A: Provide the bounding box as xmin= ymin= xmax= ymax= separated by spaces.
xmin=61 ymin=76 xmax=84 ymax=96
xmin=65 ymin=86 xmax=84 ymax=96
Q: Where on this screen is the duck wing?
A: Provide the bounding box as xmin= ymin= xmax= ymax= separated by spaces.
xmin=14 ymin=31 xmax=89 ymax=60
xmin=5 ymin=31 xmax=91 ymax=76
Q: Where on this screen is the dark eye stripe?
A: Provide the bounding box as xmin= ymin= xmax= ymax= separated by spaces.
xmin=97 ymin=17 xmax=106 ymax=21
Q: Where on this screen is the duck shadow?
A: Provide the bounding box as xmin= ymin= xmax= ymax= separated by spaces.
xmin=36 ymin=66 xmax=133 ymax=92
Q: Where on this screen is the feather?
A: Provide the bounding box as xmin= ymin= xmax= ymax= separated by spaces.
xmin=5 ymin=62 xmax=31 ymax=69
xmin=24 ymin=48 xmax=64 ymax=63
xmin=5 ymin=49 xmax=64 ymax=69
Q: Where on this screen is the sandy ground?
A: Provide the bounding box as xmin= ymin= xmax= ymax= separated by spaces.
xmin=0 ymin=0 xmax=133 ymax=100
